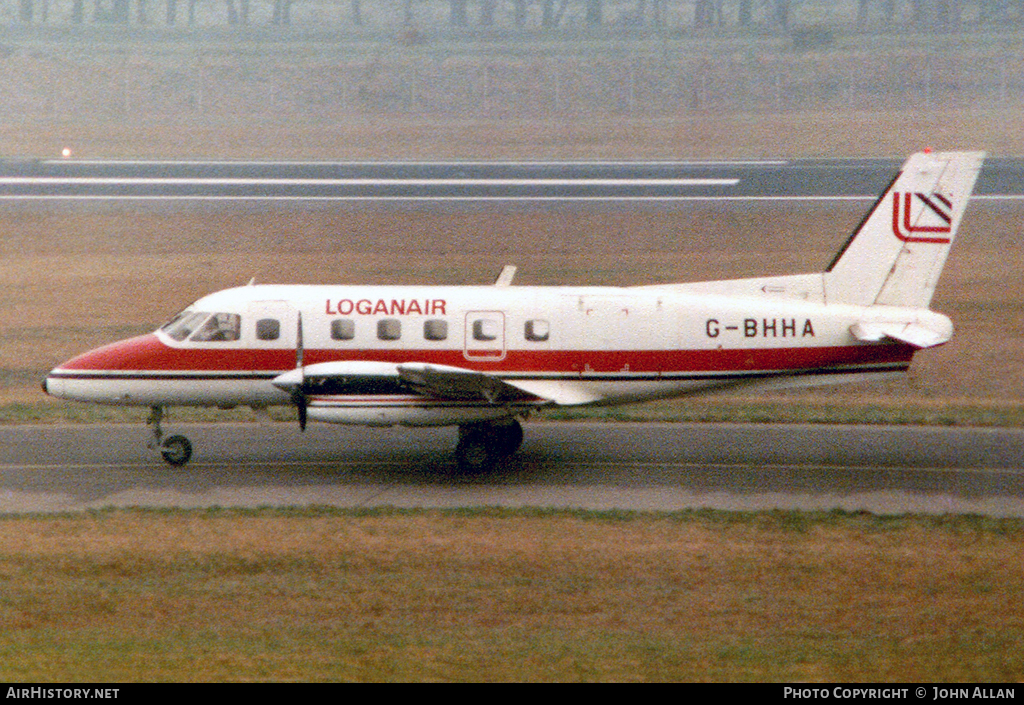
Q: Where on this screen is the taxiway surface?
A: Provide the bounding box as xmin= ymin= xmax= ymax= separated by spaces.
xmin=2 ymin=422 xmax=1022 ymax=516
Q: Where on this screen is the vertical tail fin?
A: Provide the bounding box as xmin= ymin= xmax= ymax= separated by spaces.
xmin=824 ymin=150 xmax=984 ymax=308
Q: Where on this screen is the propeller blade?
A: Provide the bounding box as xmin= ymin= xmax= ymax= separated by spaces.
xmin=296 ymin=311 xmax=307 ymax=432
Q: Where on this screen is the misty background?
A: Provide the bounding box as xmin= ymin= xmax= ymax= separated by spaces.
xmin=0 ymin=1 xmax=1022 ymax=123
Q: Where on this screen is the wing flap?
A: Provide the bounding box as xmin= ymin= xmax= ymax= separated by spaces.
xmin=496 ymin=379 xmax=604 ymax=406
xmin=397 ymin=363 xmax=541 ymax=403
xmin=398 ymin=363 xmax=606 ymax=406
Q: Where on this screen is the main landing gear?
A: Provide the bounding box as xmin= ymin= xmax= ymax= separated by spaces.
xmin=147 ymin=406 xmax=193 ymax=467
xmin=455 ymin=419 xmax=524 ymax=473
xmin=143 ymin=407 xmax=523 ymax=472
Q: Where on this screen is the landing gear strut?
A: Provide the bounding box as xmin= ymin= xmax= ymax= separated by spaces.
xmin=455 ymin=419 xmax=524 ymax=473
xmin=147 ymin=406 xmax=193 ymax=467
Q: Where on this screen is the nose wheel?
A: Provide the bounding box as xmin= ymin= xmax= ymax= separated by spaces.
xmin=160 ymin=435 xmax=193 ymax=466
xmin=147 ymin=406 xmax=193 ymax=467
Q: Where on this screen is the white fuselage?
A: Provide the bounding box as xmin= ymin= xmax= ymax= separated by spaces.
xmin=44 ymin=281 xmax=928 ymax=427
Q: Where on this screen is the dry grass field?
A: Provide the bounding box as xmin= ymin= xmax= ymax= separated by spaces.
xmin=7 ymin=109 xmax=1024 ymax=162
xmin=1 ymin=508 xmax=1022 ymax=682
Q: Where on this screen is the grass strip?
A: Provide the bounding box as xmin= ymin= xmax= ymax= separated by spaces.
xmin=3 ymin=398 xmax=1022 ymax=427
xmin=1 ymin=507 xmax=1021 ymax=682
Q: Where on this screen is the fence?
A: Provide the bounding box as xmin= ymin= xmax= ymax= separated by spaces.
xmin=3 ymin=48 xmax=1023 ymax=120
xmin=3 ymin=1 xmax=1023 ymax=31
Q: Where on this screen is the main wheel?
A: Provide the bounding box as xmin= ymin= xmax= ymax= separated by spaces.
xmin=160 ymin=435 xmax=193 ymax=466
xmin=491 ymin=420 xmax=524 ymax=457
xmin=455 ymin=429 xmax=498 ymax=474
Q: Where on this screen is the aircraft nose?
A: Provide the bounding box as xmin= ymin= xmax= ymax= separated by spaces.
xmin=42 ymin=372 xmax=61 ymax=398
xmin=42 ymin=333 xmax=167 ymax=403
xmin=41 ymin=368 xmax=64 ymax=397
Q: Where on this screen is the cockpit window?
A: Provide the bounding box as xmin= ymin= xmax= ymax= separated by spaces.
xmin=161 ymin=310 xmax=209 ymax=341
xmin=190 ymin=313 xmax=242 ymax=342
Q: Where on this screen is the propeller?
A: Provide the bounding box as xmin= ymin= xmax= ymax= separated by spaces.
xmin=272 ymin=312 xmax=309 ymax=432
xmin=294 ymin=311 xmax=307 ymax=431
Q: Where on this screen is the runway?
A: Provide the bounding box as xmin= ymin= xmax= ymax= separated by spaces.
xmin=2 ymin=422 xmax=1023 ymax=516
xmin=0 ymin=157 xmax=1021 ymax=203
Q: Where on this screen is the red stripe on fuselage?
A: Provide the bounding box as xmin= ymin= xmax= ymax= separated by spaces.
xmin=54 ymin=334 xmax=288 ymax=372
xmin=55 ymin=333 xmax=916 ymax=376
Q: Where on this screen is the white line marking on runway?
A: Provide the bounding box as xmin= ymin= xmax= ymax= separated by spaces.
xmin=1 ymin=194 xmax=1018 ymax=204
xmin=0 ymin=195 xmax=853 ymax=203
xmin=40 ymin=159 xmax=789 ymax=167
xmin=0 ymin=176 xmax=738 ymax=187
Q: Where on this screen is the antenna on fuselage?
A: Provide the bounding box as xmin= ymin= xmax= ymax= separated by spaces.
xmin=494 ymin=265 xmax=517 ymax=286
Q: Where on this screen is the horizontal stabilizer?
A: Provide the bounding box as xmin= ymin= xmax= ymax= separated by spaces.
xmin=849 ymin=320 xmax=952 ymax=349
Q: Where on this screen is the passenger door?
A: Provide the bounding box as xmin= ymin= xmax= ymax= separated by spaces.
xmin=464 ymin=311 xmax=506 ymax=362
xmin=248 ymin=300 xmax=298 ymax=370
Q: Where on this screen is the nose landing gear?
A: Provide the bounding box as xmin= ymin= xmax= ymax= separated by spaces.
xmin=147 ymin=406 xmax=193 ymax=467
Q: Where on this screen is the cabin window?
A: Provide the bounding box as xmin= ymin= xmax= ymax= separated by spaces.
xmin=190 ymin=313 xmax=241 ymax=342
xmin=472 ymin=318 xmax=499 ymax=342
xmin=525 ymin=319 xmax=550 ymax=342
xmin=377 ymin=318 xmax=401 ymax=341
xmin=423 ymin=319 xmax=448 ymax=341
xmin=256 ymin=318 xmax=280 ymax=341
xmin=331 ymin=319 xmax=355 ymax=341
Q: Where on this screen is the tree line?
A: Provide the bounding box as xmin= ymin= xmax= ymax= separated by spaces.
xmin=10 ymin=0 xmax=1024 ymax=30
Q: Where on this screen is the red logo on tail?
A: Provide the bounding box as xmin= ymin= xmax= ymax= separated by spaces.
xmin=892 ymin=192 xmax=953 ymax=243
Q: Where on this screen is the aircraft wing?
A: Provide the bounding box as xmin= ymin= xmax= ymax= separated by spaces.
xmin=397 ymin=362 xmax=540 ymax=403
xmin=276 ymin=360 xmax=598 ymax=407
xmin=399 ymin=363 xmax=605 ymax=406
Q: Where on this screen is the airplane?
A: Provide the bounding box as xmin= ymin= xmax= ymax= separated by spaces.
xmin=43 ymin=150 xmax=984 ymax=472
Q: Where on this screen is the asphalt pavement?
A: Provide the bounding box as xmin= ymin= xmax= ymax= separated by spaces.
xmin=2 ymin=421 xmax=1022 ymax=516
xmin=0 ymin=157 xmax=1021 ymax=203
